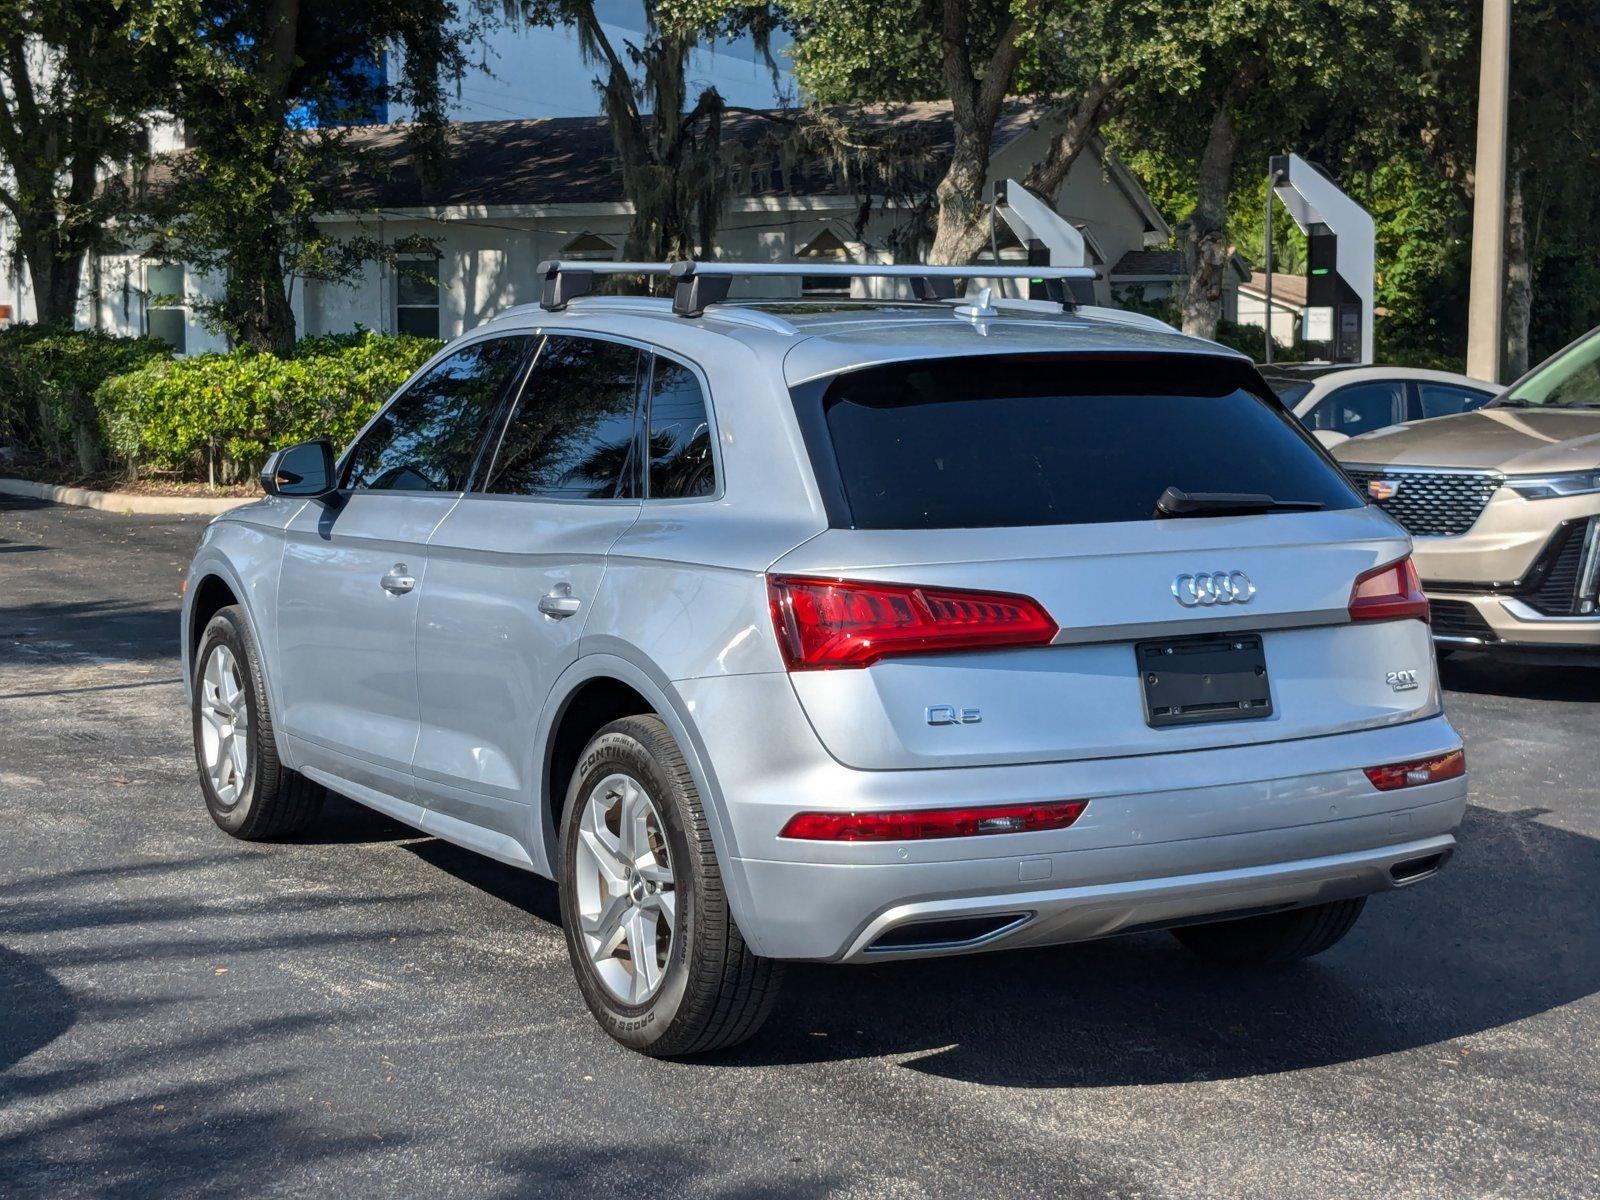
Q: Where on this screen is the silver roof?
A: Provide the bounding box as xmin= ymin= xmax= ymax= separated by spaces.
xmin=484 ymin=295 xmax=1248 ymax=386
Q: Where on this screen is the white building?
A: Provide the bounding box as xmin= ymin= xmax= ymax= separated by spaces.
xmin=71 ymin=103 xmax=1175 ymax=353
xmin=1236 ymin=271 xmax=1306 ymax=348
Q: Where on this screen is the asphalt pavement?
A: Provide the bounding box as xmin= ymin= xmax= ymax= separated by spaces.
xmin=1 ymin=493 xmax=1597 ymax=1199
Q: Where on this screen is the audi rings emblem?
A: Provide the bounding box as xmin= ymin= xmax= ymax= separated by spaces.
xmin=1172 ymin=571 xmax=1256 ymax=607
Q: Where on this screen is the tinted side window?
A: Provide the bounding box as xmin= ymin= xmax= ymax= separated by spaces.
xmin=481 ymin=335 xmax=643 ymax=498
xmin=810 ymin=355 xmax=1360 ymax=529
xmin=1307 ymin=382 xmax=1406 ymax=436
xmin=1419 ymin=383 xmax=1492 ymax=419
xmin=344 ymin=337 xmax=529 ymax=492
xmin=646 ymin=358 xmax=716 ymax=499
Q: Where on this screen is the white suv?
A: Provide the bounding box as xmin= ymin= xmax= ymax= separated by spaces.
xmin=182 ymin=262 xmax=1467 ymax=1055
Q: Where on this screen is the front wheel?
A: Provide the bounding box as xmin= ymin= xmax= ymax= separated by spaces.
xmin=192 ymin=605 xmax=324 ymax=839
xmin=1171 ymin=897 xmax=1366 ymax=965
xmin=559 ymin=715 xmax=782 ymax=1056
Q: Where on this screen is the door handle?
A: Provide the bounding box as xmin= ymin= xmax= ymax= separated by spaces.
xmin=538 ymin=582 xmax=582 ymax=619
xmin=380 ymin=563 xmax=416 ymax=595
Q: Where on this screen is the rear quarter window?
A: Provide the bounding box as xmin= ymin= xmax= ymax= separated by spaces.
xmin=800 ymin=354 xmax=1362 ymax=529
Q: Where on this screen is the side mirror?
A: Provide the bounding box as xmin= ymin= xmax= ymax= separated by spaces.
xmin=261 ymin=438 xmax=339 ymax=501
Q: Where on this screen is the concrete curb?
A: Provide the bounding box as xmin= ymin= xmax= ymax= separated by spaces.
xmin=0 ymin=476 xmax=253 ymax=516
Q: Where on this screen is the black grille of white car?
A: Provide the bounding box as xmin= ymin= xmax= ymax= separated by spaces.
xmin=1340 ymin=466 xmax=1503 ymax=537
xmin=1526 ymin=518 xmax=1599 ymax=616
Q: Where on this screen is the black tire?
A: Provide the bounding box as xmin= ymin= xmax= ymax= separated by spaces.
xmin=1171 ymin=897 xmax=1366 ymax=965
xmin=559 ymin=715 xmax=782 ymax=1056
xmin=191 ymin=605 xmax=324 ymax=839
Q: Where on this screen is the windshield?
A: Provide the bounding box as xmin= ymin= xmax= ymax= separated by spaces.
xmin=1501 ymin=331 xmax=1600 ymax=409
xmin=802 ymin=354 xmax=1362 ymax=529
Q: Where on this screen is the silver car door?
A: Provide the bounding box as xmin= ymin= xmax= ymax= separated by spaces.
xmin=412 ymin=333 xmax=644 ymax=864
xmin=275 ymin=335 xmax=533 ymax=803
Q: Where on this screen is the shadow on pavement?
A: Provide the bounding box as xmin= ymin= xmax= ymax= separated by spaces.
xmin=0 ymin=946 xmax=74 ymax=1075
xmin=1440 ymin=652 xmax=1600 ymax=702
xmin=701 ymin=804 xmax=1600 ymax=1085
xmin=0 ymin=598 xmax=180 ymax=667
xmin=488 ymin=1144 xmax=842 ymax=1200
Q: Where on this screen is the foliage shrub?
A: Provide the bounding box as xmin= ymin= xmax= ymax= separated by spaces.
xmin=97 ymin=331 xmax=441 ymax=483
xmin=0 ymin=326 xmax=171 ymax=473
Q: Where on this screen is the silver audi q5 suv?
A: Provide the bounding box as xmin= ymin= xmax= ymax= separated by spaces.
xmin=183 ymin=261 xmax=1467 ymax=1056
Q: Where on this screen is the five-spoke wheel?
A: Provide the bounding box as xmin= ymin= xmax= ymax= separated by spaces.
xmin=559 ymin=715 xmax=782 ymax=1055
xmin=198 ymin=643 xmax=251 ymax=805
xmin=191 ymin=604 xmax=324 ymax=839
xmin=573 ymin=772 xmax=678 ymax=1005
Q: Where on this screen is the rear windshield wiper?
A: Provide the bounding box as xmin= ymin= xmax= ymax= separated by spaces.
xmin=1153 ymin=487 xmax=1325 ymax=519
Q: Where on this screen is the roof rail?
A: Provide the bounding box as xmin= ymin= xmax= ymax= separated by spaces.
xmin=534 ymin=259 xmax=1100 ymax=318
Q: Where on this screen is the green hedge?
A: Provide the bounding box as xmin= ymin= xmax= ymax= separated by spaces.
xmin=97 ymin=331 xmax=442 ymax=483
xmin=0 ymin=326 xmax=172 ymax=473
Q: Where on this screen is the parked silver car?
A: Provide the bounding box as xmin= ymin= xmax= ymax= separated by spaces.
xmin=182 ymin=262 xmax=1467 ymax=1056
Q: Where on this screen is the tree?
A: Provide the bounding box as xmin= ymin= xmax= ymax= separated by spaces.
xmin=0 ymin=2 xmax=163 ymax=326
xmin=783 ymin=0 xmax=1204 ymax=265
xmin=1123 ymin=0 xmax=1455 ymax=341
xmin=520 ymin=1 xmax=783 ymax=264
xmin=1500 ymin=0 xmax=1600 ymax=374
xmin=146 ymin=1 xmax=476 ymax=353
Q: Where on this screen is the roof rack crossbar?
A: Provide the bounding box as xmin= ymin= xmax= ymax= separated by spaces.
xmin=535 ymin=259 xmax=1101 ymax=317
xmin=667 ymin=262 xmax=1098 ymax=316
xmin=536 ymin=260 xmax=675 ymax=311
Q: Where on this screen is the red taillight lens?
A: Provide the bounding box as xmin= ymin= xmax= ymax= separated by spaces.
xmin=1348 ymin=555 xmax=1430 ymax=624
xmin=1363 ymin=749 xmax=1465 ymax=791
xmin=767 ymin=575 xmax=1058 ymax=670
xmin=779 ymin=799 xmax=1088 ymax=841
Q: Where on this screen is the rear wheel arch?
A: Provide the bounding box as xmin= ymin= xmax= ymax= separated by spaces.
xmin=537 ymin=656 xmax=756 ymax=940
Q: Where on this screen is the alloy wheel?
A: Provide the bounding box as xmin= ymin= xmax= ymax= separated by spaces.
xmin=199 ymin=643 xmax=250 ymax=806
xmin=573 ymin=772 xmax=677 ymax=1005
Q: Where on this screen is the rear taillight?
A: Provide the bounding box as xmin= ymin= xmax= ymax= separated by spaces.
xmin=767 ymin=575 xmax=1058 ymax=670
xmin=779 ymin=799 xmax=1088 ymax=841
xmin=1348 ymin=555 xmax=1430 ymax=624
xmin=1363 ymin=749 xmax=1465 ymax=791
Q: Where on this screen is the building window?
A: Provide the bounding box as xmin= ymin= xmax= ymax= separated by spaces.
xmin=560 ymin=232 xmax=619 ymax=262
xmin=797 ymin=229 xmax=853 ymax=297
xmin=146 ymin=263 xmax=186 ymax=352
xmin=396 ymin=257 xmax=441 ymax=338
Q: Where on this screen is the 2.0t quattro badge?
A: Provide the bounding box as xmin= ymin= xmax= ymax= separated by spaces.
xmin=1172 ymin=571 xmax=1256 ymax=607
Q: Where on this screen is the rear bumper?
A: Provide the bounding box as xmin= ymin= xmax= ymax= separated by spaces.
xmin=748 ymin=823 xmax=1459 ymax=962
xmin=675 ymin=673 xmax=1466 ymax=961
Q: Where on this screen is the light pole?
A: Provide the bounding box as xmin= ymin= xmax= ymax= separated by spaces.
xmin=1466 ymin=0 xmax=1511 ymax=383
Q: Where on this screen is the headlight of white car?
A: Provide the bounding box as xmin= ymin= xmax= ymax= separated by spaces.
xmin=1505 ymin=470 xmax=1600 ymax=499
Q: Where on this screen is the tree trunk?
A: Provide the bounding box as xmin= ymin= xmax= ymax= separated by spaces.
xmin=1020 ymin=74 xmax=1127 ymax=203
xmin=929 ymin=130 xmax=1000 ymax=264
xmin=1178 ymin=88 xmax=1247 ymax=340
xmin=1503 ymin=162 xmax=1532 ymax=379
xmin=20 ymin=222 xmax=85 ymax=327
xmin=229 ymin=265 xmax=298 ymax=356
xmin=925 ymin=7 xmax=1023 ymax=265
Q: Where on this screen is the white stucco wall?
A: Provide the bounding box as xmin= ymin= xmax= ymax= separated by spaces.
xmin=1236 ymin=292 xmax=1300 ymax=348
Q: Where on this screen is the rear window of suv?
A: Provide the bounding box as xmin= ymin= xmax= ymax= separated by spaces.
xmin=803 ymin=354 xmax=1362 ymax=529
